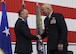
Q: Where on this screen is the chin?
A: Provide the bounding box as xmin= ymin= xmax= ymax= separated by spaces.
xmin=44 ymin=13 xmax=48 ymax=16
xmin=45 ymin=15 xmax=47 ymax=16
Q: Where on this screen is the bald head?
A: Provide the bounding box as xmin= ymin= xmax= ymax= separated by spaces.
xmin=18 ymin=9 xmax=28 ymax=20
xmin=18 ymin=9 xmax=28 ymax=16
xmin=41 ymin=4 xmax=53 ymax=16
xmin=42 ymin=4 xmax=52 ymax=10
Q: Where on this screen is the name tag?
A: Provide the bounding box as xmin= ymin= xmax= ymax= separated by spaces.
xmin=50 ymin=17 xmax=56 ymax=24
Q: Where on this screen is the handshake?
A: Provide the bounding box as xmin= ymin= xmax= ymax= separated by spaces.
xmin=37 ymin=35 xmax=41 ymax=40
xmin=37 ymin=35 xmax=42 ymax=45
xmin=36 ymin=35 xmax=43 ymax=50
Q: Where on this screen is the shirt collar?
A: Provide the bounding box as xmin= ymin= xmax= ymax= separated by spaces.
xmin=19 ymin=17 xmax=25 ymax=22
xmin=48 ymin=11 xmax=53 ymax=18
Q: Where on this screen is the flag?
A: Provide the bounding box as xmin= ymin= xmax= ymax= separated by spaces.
xmin=22 ymin=0 xmax=27 ymax=23
xmin=0 ymin=1 xmax=12 ymax=54
xmin=22 ymin=4 xmax=25 ymax=9
xmin=36 ymin=3 xmax=44 ymax=54
xmin=22 ymin=0 xmax=25 ymax=9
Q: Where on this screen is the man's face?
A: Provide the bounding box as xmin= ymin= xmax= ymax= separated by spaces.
xmin=41 ymin=7 xmax=49 ymax=16
xmin=21 ymin=10 xmax=28 ymax=20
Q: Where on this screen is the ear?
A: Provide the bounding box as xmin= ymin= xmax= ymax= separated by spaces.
xmin=20 ymin=14 xmax=22 ymax=17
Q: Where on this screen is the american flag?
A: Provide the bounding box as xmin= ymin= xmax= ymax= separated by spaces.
xmin=0 ymin=0 xmax=76 ymax=53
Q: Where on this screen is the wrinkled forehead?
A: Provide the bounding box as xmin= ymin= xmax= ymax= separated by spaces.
xmin=42 ymin=4 xmax=52 ymax=9
xmin=42 ymin=5 xmax=47 ymax=9
xmin=42 ymin=6 xmax=48 ymax=10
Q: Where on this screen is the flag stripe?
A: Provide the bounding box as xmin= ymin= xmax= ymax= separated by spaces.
xmin=1 ymin=12 xmax=75 ymax=32
xmin=10 ymin=28 xmax=76 ymax=43
xmin=0 ymin=11 xmax=76 ymax=31
xmin=25 ymin=0 xmax=76 ymax=8
xmin=0 ymin=0 xmax=76 ymax=19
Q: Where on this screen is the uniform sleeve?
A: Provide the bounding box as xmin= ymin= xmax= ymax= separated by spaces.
xmin=41 ymin=31 xmax=47 ymax=39
xmin=56 ymin=13 xmax=68 ymax=44
xmin=41 ymin=19 xmax=47 ymax=39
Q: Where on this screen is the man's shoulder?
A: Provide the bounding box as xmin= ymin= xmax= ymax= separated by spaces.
xmin=15 ymin=18 xmax=23 ymax=25
xmin=53 ymin=12 xmax=63 ymax=16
